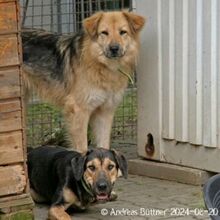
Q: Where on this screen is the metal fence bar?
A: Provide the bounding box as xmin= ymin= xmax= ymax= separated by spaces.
xmin=50 ymin=0 xmax=54 ymax=32
xmin=57 ymin=0 xmax=62 ymax=33
xmin=72 ymin=0 xmax=77 ymax=32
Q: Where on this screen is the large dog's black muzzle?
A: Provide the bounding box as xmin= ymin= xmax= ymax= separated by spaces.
xmin=105 ymin=43 xmax=124 ymax=58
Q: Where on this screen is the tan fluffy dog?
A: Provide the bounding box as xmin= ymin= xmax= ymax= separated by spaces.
xmin=22 ymin=11 xmax=145 ymax=153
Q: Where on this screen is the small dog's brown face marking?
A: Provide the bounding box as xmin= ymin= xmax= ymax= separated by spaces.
xmin=83 ymin=157 xmax=118 ymax=201
xmin=83 ymin=11 xmax=145 ymax=66
xmin=71 ymin=148 xmax=127 ymax=201
xmin=79 ymin=148 xmax=127 ymax=202
xmin=84 ymin=158 xmax=118 ymax=185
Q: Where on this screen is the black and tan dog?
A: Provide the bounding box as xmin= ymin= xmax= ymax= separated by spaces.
xmin=28 ymin=146 xmax=127 ymax=220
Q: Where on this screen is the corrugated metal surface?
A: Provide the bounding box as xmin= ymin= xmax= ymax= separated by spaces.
xmin=159 ymin=0 xmax=220 ymax=147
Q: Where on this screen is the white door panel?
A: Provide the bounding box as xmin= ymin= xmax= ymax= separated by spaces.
xmin=136 ymin=0 xmax=220 ymax=172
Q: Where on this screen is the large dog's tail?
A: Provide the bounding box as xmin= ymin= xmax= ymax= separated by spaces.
xmin=27 ymin=147 xmax=34 ymax=153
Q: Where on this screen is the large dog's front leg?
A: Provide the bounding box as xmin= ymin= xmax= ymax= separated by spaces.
xmin=64 ymin=108 xmax=90 ymax=153
xmin=90 ymin=108 xmax=115 ymax=149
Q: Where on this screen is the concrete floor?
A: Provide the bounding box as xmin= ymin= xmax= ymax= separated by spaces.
xmin=34 ymin=144 xmax=209 ymax=220
xmin=34 ymin=174 xmax=208 ymax=220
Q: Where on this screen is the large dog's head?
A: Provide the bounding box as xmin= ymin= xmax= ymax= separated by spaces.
xmin=71 ymin=148 xmax=127 ymax=202
xmin=83 ymin=11 xmax=145 ymax=67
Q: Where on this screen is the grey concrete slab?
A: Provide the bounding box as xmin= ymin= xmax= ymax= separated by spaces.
xmin=34 ymin=174 xmax=209 ymax=220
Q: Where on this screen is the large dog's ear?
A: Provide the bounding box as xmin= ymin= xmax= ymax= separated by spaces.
xmin=71 ymin=155 xmax=86 ymax=181
xmin=112 ymin=150 xmax=128 ymax=179
xmin=123 ymin=12 xmax=145 ymax=34
xmin=83 ymin=12 xmax=103 ymax=38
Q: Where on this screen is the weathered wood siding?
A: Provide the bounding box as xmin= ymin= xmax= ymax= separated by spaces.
xmin=0 ymin=0 xmax=27 ymax=197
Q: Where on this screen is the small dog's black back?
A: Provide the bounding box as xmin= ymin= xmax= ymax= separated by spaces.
xmin=28 ymin=146 xmax=79 ymax=202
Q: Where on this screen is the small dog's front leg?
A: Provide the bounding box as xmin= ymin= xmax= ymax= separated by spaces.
xmin=48 ymin=205 xmax=72 ymax=220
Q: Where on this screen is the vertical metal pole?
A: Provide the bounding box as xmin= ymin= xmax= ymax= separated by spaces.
xmin=81 ymin=0 xmax=85 ymax=21
xmin=22 ymin=0 xmax=29 ymax=26
xmin=72 ymin=0 xmax=77 ymax=32
xmin=97 ymin=0 xmax=101 ymax=10
xmin=57 ymin=0 xmax=62 ymax=33
xmin=41 ymin=0 xmax=43 ymax=28
xmin=32 ymin=0 xmax=34 ymax=27
xmin=50 ymin=0 xmax=54 ymax=32
xmin=89 ymin=0 xmax=92 ymax=15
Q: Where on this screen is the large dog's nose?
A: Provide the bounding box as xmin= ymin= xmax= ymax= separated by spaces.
xmin=109 ymin=43 xmax=120 ymax=55
xmin=97 ymin=181 xmax=107 ymax=191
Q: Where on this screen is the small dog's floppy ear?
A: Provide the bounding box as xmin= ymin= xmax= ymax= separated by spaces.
xmin=71 ymin=149 xmax=93 ymax=181
xmin=71 ymin=155 xmax=86 ymax=181
xmin=83 ymin=12 xmax=103 ymax=38
xmin=112 ymin=150 xmax=128 ymax=179
xmin=123 ymin=12 xmax=145 ymax=34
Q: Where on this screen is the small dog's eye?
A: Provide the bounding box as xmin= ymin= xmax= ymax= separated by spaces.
xmin=120 ymin=30 xmax=127 ymax=35
xmin=101 ymin=31 xmax=108 ymax=36
xmin=88 ymin=165 xmax=96 ymax=171
xmin=108 ymin=164 xmax=114 ymax=171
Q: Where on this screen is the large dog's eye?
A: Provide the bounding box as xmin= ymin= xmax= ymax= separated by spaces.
xmin=101 ymin=31 xmax=109 ymax=36
xmin=88 ymin=165 xmax=96 ymax=172
xmin=120 ymin=30 xmax=127 ymax=35
xmin=108 ymin=164 xmax=115 ymax=171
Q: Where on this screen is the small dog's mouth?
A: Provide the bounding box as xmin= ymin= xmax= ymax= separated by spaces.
xmin=96 ymin=193 xmax=110 ymax=201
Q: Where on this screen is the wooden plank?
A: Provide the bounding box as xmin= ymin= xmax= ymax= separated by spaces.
xmin=0 ymin=131 xmax=23 ymax=165
xmin=0 ymin=99 xmax=21 ymax=113
xmin=0 ymin=1 xmax=16 ymax=3
xmin=0 ymin=165 xmax=26 ymax=196
xmin=0 ymin=194 xmax=33 ymax=213
xmin=129 ymin=159 xmax=213 ymax=186
xmin=0 ymin=35 xmax=19 ymax=67
xmin=0 ymin=2 xmax=17 ymax=33
xmin=0 ymin=68 xmax=20 ymax=99
xmin=0 ymin=110 xmax=22 ymax=133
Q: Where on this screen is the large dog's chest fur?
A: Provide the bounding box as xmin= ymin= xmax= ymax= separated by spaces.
xmin=84 ymin=87 xmax=125 ymax=110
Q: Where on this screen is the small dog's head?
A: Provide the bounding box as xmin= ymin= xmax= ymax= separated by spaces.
xmin=71 ymin=148 xmax=127 ymax=202
xmin=83 ymin=11 xmax=145 ymax=66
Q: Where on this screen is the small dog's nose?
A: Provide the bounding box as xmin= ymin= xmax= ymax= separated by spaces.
xmin=98 ymin=182 xmax=107 ymax=191
xmin=109 ymin=44 xmax=120 ymax=54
